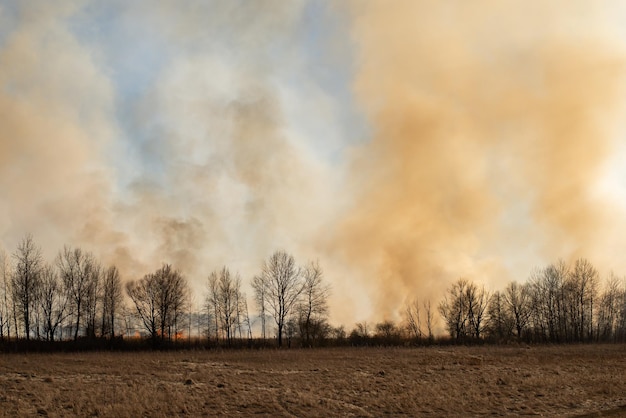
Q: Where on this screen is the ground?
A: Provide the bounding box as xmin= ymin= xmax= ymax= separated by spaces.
xmin=0 ymin=344 xmax=625 ymax=417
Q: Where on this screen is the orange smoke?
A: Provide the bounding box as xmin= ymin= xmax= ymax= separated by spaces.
xmin=331 ymin=1 xmax=626 ymax=319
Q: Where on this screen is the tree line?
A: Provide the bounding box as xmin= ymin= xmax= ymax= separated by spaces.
xmin=351 ymin=258 xmax=625 ymax=345
xmin=437 ymin=258 xmax=626 ymax=343
xmin=0 ymin=235 xmax=331 ymax=349
xmin=1 ymin=234 xmax=625 ymax=350
xmin=0 ymin=235 xmax=126 ymax=344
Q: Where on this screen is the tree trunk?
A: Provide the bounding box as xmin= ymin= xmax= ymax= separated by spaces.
xmin=74 ymin=303 xmax=81 ymax=341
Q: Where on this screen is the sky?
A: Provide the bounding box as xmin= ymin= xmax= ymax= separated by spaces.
xmin=2 ymin=0 xmax=626 ymax=327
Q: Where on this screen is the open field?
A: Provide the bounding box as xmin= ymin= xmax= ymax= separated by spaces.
xmin=0 ymin=344 xmax=625 ymax=417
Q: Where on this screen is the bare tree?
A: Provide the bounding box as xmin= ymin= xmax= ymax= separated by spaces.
xmin=126 ymin=264 xmax=188 ymax=345
xmin=251 ymin=274 xmax=267 ymax=339
xmin=12 ymin=234 xmax=43 ymax=340
xmin=567 ymin=258 xmax=598 ymax=341
xmin=504 ymin=281 xmax=531 ymax=340
xmin=438 ymin=278 xmax=490 ymax=340
xmin=424 ymin=300 xmax=434 ymax=342
xmin=38 ymin=263 xmax=68 ymax=341
xmin=57 ymin=246 xmax=97 ymax=341
xmin=375 ymin=320 xmax=400 ymax=341
xmin=101 ymin=266 xmax=123 ymax=339
xmin=187 ymin=293 xmax=194 ymax=343
xmin=84 ymin=262 xmax=102 ymax=339
xmin=404 ymin=298 xmax=422 ymax=340
xmin=597 ymin=273 xmax=623 ymax=341
xmin=354 ymin=321 xmax=370 ymax=338
xmin=206 ymin=271 xmax=221 ymax=341
xmin=297 ymin=261 xmax=330 ymax=346
xmin=157 ymin=265 xmax=188 ymax=341
xmin=234 ymin=290 xmax=249 ymax=340
xmin=529 ymin=261 xmax=569 ymax=342
xmin=255 ymin=251 xmax=304 ymax=347
xmin=467 ymin=283 xmax=491 ymax=339
xmin=404 ymin=299 xmax=434 ymax=342
xmin=332 ymin=325 xmax=346 ymax=341
xmin=0 ymin=249 xmax=11 ymax=340
xmin=487 ymin=290 xmax=513 ymax=341
xmin=121 ymin=304 xmax=137 ymax=338
xmin=618 ymin=282 xmax=626 ymax=342
xmin=126 ymin=276 xmax=157 ymax=343
xmin=206 ymin=267 xmax=242 ymax=345
xmin=284 ymin=316 xmax=298 ymax=348
xmin=168 ymin=272 xmax=188 ymax=341
xmin=439 ymin=278 xmax=470 ymax=340
xmin=241 ymin=295 xmax=253 ymax=340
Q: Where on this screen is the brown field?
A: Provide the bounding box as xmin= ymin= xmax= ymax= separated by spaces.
xmin=0 ymin=344 xmax=625 ymax=417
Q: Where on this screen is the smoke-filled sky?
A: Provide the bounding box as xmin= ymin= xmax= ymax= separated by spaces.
xmin=2 ymin=0 xmax=626 ymax=326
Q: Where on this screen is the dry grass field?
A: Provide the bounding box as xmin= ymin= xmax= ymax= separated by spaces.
xmin=0 ymin=344 xmax=625 ymax=417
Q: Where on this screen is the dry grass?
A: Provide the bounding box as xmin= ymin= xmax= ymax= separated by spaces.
xmin=1 ymin=344 xmax=625 ymax=417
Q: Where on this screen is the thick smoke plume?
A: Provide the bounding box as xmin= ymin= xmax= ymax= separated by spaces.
xmin=0 ymin=1 xmax=120 ymax=260
xmin=333 ymin=1 xmax=626 ymax=318
xmin=0 ymin=0 xmax=331 ymax=289
xmin=2 ymin=1 xmax=626 ymax=326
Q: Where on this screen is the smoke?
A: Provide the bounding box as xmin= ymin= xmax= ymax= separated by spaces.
xmin=3 ymin=0 xmax=626 ymax=327
xmin=114 ymin=0 xmax=336 ymax=286
xmin=333 ymin=0 xmax=626 ymax=318
xmin=0 ymin=0 xmax=336 ymax=293
xmin=0 ymin=0 xmax=121 ymax=261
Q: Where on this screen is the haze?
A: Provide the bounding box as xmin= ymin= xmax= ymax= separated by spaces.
xmin=2 ymin=0 xmax=626 ymax=326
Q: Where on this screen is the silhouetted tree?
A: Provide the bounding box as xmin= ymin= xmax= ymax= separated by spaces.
xmin=252 ymin=274 xmax=268 ymax=339
xmin=296 ymin=261 xmax=330 ymax=346
xmin=57 ymin=246 xmax=97 ymax=341
xmin=126 ymin=264 xmax=189 ymax=345
xmin=101 ymin=266 xmax=123 ymax=339
xmin=486 ymin=290 xmax=514 ymax=341
xmin=439 ymin=278 xmax=470 ymax=340
xmin=285 ymin=316 xmax=298 ymax=348
xmin=331 ymin=325 xmax=346 ymax=341
xmin=206 ymin=272 xmax=220 ymax=341
xmin=400 ymin=300 xmax=436 ymax=343
xmin=241 ymin=296 xmax=253 ymax=340
xmin=349 ymin=322 xmax=371 ymax=345
xmin=255 ymin=251 xmax=304 ymax=347
xmin=0 ymin=249 xmax=11 ymax=340
xmin=206 ymin=267 xmax=242 ymax=345
xmin=83 ymin=261 xmax=102 ymax=339
xmin=504 ymin=281 xmax=531 ymax=340
xmin=466 ymin=283 xmax=490 ymax=339
xmin=618 ymin=283 xmax=626 ymax=341
xmin=424 ymin=300 xmax=434 ymax=342
xmin=375 ymin=320 xmax=400 ymax=342
xmin=567 ymin=258 xmax=598 ymax=341
xmin=597 ymin=273 xmax=624 ymax=341
xmin=38 ymin=263 xmax=67 ymax=341
xmin=529 ymin=261 xmax=569 ymax=342
xmin=12 ymin=234 xmax=42 ymax=340
xmin=126 ymin=276 xmax=157 ymax=343
xmin=404 ymin=298 xmax=422 ymax=340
